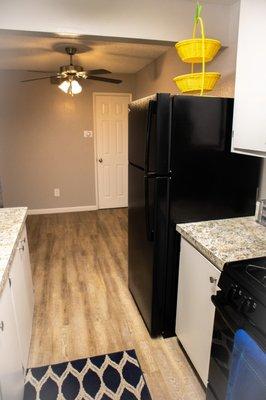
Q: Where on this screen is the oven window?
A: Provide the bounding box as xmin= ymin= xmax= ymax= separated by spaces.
xmin=226 ymin=329 xmax=266 ymax=400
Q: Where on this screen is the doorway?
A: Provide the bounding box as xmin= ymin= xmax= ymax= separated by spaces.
xmin=94 ymin=93 xmax=131 ymax=209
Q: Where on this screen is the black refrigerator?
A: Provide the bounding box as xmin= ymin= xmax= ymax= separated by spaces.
xmin=128 ymin=93 xmax=261 ymax=338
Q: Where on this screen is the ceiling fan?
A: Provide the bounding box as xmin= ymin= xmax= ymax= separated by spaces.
xmin=21 ymin=46 xmax=122 ymax=96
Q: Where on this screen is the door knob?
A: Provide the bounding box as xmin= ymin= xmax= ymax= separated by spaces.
xmin=99 ymin=158 xmax=103 ymax=163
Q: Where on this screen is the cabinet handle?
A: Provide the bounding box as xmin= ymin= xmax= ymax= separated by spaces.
xmin=18 ymin=245 xmax=25 ymax=252
xmin=0 ymin=321 xmax=4 ymax=332
xmin=210 ymin=276 xmax=219 ymax=295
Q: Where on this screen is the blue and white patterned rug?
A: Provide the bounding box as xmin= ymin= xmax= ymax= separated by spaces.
xmin=24 ymin=349 xmax=152 ymax=400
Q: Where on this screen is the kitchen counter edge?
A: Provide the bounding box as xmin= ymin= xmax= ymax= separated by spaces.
xmin=0 ymin=207 xmax=28 ymax=294
xmin=176 ymin=216 xmax=266 ymax=271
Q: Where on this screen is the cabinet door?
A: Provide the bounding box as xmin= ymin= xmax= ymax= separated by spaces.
xmin=232 ymin=0 xmax=266 ymax=157
xmin=176 ymin=238 xmax=221 ymax=386
xmin=0 ymin=284 xmax=24 ymax=400
xmin=10 ymin=226 xmax=34 ymax=370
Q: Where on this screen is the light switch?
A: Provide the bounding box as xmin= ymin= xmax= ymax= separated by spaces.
xmin=54 ymin=188 xmax=60 ymax=197
xmin=84 ymin=130 xmax=93 ymax=138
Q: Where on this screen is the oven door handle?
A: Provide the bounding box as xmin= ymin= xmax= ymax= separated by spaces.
xmin=211 ymin=295 xmax=240 ymax=332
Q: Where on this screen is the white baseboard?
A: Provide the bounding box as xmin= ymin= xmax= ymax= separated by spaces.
xmin=28 ymin=205 xmax=98 ymax=215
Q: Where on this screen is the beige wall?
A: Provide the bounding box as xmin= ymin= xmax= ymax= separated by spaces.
xmin=135 ymin=47 xmax=186 ymax=99
xmin=134 ymin=42 xmax=238 ymax=100
xmin=0 ymin=71 xmax=135 ymax=209
xmin=134 ymin=45 xmax=237 ymax=100
xmin=134 ymin=2 xmax=240 ymax=99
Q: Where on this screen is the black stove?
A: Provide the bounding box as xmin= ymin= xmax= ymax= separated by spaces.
xmin=246 ymin=263 xmax=266 ymax=288
xmin=218 ymin=257 xmax=266 ymax=339
xmin=225 ymin=256 xmax=266 ymax=289
xmin=206 ymin=257 xmax=266 ymax=400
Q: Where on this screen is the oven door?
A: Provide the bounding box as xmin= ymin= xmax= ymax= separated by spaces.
xmin=206 ymin=296 xmax=237 ymax=400
xmin=206 ymin=294 xmax=264 ymax=400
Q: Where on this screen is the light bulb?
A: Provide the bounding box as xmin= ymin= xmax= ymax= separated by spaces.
xmin=58 ymin=80 xmax=70 ymax=93
xmin=70 ymin=80 xmax=82 ymax=95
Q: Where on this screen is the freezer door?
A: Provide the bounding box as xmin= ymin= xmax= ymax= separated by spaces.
xmin=128 ymin=163 xmax=170 ymax=335
xmin=128 ymin=93 xmax=171 ymax=174
xmin=128 ymin=94 xmax=157 ymax=170
xmin=170 ymin=95 xmax=261 ymax=223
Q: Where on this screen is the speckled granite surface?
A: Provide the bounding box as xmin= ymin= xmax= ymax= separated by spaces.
xmin=176 ymin=216 xmax=266 ymax=271
xmin=0 ymin=207 xmax=28 ymax=293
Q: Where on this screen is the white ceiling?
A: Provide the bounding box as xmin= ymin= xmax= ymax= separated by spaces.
xmin=0 ymin=31 xmax=172 ymax=74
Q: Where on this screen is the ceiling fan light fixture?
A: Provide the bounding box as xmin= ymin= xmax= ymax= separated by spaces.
xmin=58 ymin=79 xmax=70 ymax=93
xmin=58 ymin=79 xmax=82 ymax=96
xmin=22 ymin=46 xmax=122 ymax=87
xmin=70 ymin=79 xmax=82 ymax=95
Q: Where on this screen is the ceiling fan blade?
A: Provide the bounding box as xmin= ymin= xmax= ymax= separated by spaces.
xmin=21 ymin=75 xmax=58 ymax=82
xmin=86 ymin=69 xmax=112 ymax=75
xmin=50 ymin=75 xmax=62 ymax=85
xmin=27 ymin=70 xmax=58 ymax=73
xmin=50 ymin=76 xmax=64 ymax=84
xmin=86 ymin=76 xmax=122 ymax=84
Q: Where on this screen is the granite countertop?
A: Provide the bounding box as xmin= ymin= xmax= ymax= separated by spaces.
xmin=176 ymin=216 xmax=266 ymax=271
xmin=0 ymin=207 xmax=28 ymax=293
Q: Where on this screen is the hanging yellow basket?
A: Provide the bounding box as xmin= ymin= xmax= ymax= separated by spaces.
xmin=175 ymin=38 xmax=221 ymax=63
xmin=173 ymin=4 xmax=221 ymax=95
xmin=173 ymin=72 xmax=221 ymax=93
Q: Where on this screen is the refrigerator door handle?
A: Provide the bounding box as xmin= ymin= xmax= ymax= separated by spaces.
xmin=145 ymin=100 xmax=156 ymax=175
xmin=144 ymin=176 xmax=154 ymax=242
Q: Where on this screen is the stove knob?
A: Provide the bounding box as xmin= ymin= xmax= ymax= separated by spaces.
xmin=228 ymin=284 xmax=241 ymax=301
xmin=241 ymin=297 xmax=256 ymax=314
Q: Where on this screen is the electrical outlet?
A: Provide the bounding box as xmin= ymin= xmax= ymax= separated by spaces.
xmin=54 ymin=188 xmax=60 ymax=197
xmin=84 ymin=130 xmax=93 ymax=138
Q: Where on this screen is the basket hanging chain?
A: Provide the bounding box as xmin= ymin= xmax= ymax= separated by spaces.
xmin=192 ymin=3 xmax=205 ymax=95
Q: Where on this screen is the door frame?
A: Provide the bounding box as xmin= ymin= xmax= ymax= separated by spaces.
xmin=93 ymin=92 xmax=132 ymax=209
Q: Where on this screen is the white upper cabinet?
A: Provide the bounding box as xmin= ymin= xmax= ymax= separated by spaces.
xmin=232 ymin=0 xmax=266 ymax=158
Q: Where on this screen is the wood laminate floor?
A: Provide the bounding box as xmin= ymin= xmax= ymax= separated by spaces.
xmin=27 ymin=209 xmax=205 ymax=400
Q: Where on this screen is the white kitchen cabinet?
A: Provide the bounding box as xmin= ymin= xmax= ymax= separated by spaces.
xmin=0 ymin=222 xmax=34 ymax=400
xmin=0 ymin=284 xmax=24 ymax=400
xmin=176 ymin=238 xmax=221 ymax=386
xmin=10 ymin=225 xmax=34 ymax=370
xmin=232 ymin=0 xmax=266 ymax=157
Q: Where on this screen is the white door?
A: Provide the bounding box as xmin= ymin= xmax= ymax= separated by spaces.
xmin=94 ymin=93 xmax=131 ymax=209
xmin=0 ymin=284 xmax=24 ymax=400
